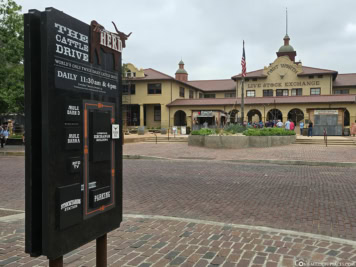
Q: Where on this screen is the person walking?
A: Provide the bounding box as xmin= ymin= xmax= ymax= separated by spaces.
xmin=285 ymin=120 xmax=291 ymax=130
xmin=276 ymin=120 xmax=283 ymax=128
xmin=290 ymin=120 xmax=295 ymax=131
xmin=1 ymin=126 xmax=8 ymax=148
xmin=299 ymin=121 xmax=304 ymax=135
xmin=0 ymin=126 xmax=3 ymax=148
xmin=308 ymin=121 xmax=313 ymax=137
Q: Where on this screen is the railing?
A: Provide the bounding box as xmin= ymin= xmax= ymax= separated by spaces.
xmin=324 ymin=128 xmax=327 ymax=147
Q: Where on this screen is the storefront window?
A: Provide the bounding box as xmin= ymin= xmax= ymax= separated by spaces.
xmin=179 ymin=87 xmax=185 ymax=97
xmin=123 ymin=84 xmax=136 ymax=95
xmin=189 ymin=90 xmax=194 ymax=99
xmin=148 ymin=83 xmax=162 ymax=94
xmin=154 ymin=105 xmax=161 ymax=121
xmin=263 ymin=89 xmax=273 ymax=97
xmin=333 ymin=89 xmax=349 ymax=95
xmin=291 ymin=88 xmax=302 ymax=96
xmin=310 ymin=88 xmax=321 ymax=95
xmin=246 ymin=90 xmax=255 ymax=97
xmin=204 ymin=94 xmax=216 ymax=98
xmin=276 ymin=89 xmax=289 ymax=96
xmin=225 ymin=92 xmax=236 ymax=98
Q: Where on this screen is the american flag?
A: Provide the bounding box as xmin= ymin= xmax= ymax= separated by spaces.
xmin=241 ymin=40 xmax=246 ymax=77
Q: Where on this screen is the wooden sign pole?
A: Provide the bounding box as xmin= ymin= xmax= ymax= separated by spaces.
xmin=49 ymin=256 xmax=63 ymax=267
xmin=96 ymin=234 xmax=107 ymax=267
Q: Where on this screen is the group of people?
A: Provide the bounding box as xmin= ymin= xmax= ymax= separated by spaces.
xmin=245 ymin=119 xmax=314 ymax=136
xmin=246 ymin=119 xmax=296 ymax=130
xmin=0 ymin=124 xmax=9 ymax=148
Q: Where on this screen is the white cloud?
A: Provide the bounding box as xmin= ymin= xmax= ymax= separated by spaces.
xmin=345 ymin=23 xmax=356 ymax=33
xmin=17 ymin=0 xmax=356 ymax=78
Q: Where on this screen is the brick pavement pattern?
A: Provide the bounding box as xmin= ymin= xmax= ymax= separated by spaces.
xmin=1 ymin=216 xmax=356 ymax=266
xmin=2 ymin=146 xmax=356 ymax=266
xmin=1 ymin=157 xmax=356 ymax=240
xmin=123 ymin=143 xmax=356 ymax=163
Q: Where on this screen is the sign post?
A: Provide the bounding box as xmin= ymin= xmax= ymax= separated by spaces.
xmin=24 ymin=8 xmax=130 ymax=264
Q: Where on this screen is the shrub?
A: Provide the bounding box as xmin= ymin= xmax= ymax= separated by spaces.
xmin=191 ymin=130 xmax=201 ymax=135
xmin=243 ymin=128 xmax=296 ymax=136
xmin=190 ymin=128 xmax=215 ymax=136
xmin=224 ymin=124 xmax=246 ymax=134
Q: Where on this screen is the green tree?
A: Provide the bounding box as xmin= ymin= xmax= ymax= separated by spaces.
xmin=0 ymin=0 xmax=24 ymax=114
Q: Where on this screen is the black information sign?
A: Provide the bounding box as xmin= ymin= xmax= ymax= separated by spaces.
xmin=57 ymin=183 xmax=82 ymax=230
xmin=25 ymin=8 xmax=128 ymax=260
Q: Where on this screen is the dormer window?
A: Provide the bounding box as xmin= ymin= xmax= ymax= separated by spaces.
xmin=125 ymin=70 xmax=132 ymax=77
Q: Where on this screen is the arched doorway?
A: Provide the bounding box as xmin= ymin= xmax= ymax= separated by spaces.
xmin=344 ymin=109 xmax=350 ymax=126
xmin=247 ymin=109 xmax=262 ymax=123
xmin=288 ymin=109 xmax=304 ymax=124
xmin=174 ymin=110 xmax=187 ymax=126
xmin=267 ymin=109 xmax=283 ymax=121
xmin=228 ymin=109 xmax=239 ymax=123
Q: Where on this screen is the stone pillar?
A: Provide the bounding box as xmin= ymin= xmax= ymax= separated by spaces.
xmin=140 ymin=104 xmax=144 ymax=126
xmin=160 ymin=104 xmax=169 ymax=129
xmin=350 ymin=115 xmax=356 ymax=125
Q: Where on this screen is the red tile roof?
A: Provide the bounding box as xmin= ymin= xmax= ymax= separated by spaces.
xmin=130 ymin=69 xmax=236 ymax=92
xmin=186 ymin=79 xmax=235 ymax=92
xmin=133 ymin=68 xmax=175 ymax=80
xmin=333 ymin=73 xmax=356 ymax=87
xmin=167 ymin=95 xmax=356 ymax=107
xmin=130 ymin=68 xmax=204 ymax=91
xmin=298 ymin=66 xmax=338 ymax=78
xmin=232 ymin=66 xmax=338 ymax=80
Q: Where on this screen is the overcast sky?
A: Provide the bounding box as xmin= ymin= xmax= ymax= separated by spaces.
xmin=18 ymin=0 xmax=356 ymax=80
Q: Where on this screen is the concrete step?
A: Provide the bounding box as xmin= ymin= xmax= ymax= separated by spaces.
xmin=144 ymin=137 xmax=188 ymax=143
xmin=295 ymin=139 xmax=356 ymax=146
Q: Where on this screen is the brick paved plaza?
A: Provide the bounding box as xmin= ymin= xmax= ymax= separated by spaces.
xmin=123 ymin=142 xmax=356 ymax=163
xmin=1 ymin=143 xmax=356 ymax=266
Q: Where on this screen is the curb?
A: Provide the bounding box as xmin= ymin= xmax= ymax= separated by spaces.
xmin=2 ymin=211 xmax=356 ymax=246
xmin=2 ymin=152 xmax=356 ymax=168
xmin=123 ymin=154 xmax=356 ymax=167
xmin=0 ymin=151 xmax=25 ymax=156
xmin=124 ymin=214 xmax=356 ymax=247
xmin=222 ymin=159 xmax=356 ymax=168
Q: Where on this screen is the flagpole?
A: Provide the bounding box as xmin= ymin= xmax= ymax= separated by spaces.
xmin=240 ymin=40 xmax=246 ymax=125
xmin=241 ymin=78 xmax=244 ymax=124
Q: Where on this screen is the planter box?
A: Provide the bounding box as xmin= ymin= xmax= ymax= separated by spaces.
xmin=188 ymin=135 xmax=205 ymax=146
xmin=6 ymin=138 xmax=24 ymax=145
xmin=188 ymin=135 xmax=295 ymax=149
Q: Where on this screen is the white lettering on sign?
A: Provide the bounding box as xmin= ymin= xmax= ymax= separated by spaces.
xmin=72 ymin=160 xmax=81 ymax=169
xmin=57 ymin=70 xmax=77 ymax=81
xmin=247 ymin=80 xmax=321 ymax=88
xmin=61 ymin=199 xmax=81 ymax=212
xmin=68 ymin=133 xmax=80 ymax=144
xmin=267 ymin=64 xmax=298 ymax=75
xmin=54 ymin=23 xmax=89 ymax=62
xmin=94 ymin=132 xmax=110 ymax=142
xmin=100 ymin=31 xmax=122 ymax=52
xmin=314 ymin=110 xmax=339 ymax=115
xmin=112 ymin=124 xmax=120 ymax=139
xmin=67 ymin=105 xmax=80 ymax=116
xmin=94 ymin=191 xmax=111 ymax=202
